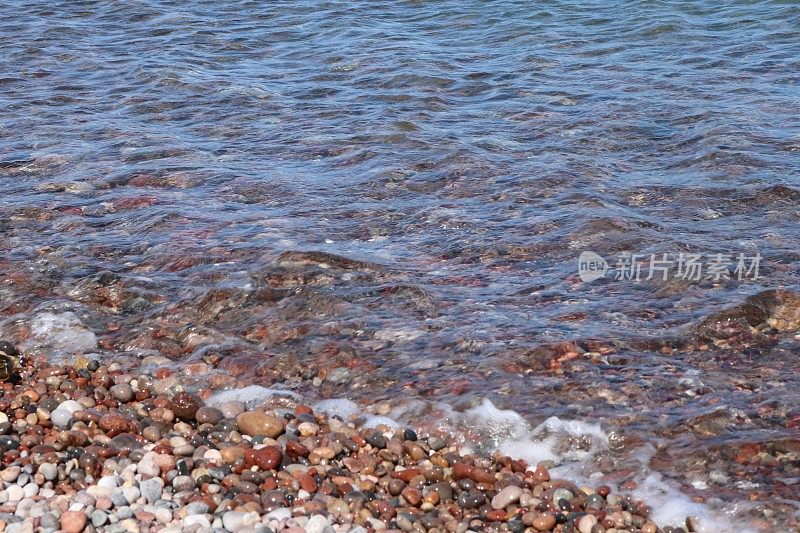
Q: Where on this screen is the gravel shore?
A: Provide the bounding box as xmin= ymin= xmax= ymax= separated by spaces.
xmin=0 ymin=351 xmax=707 ymax=533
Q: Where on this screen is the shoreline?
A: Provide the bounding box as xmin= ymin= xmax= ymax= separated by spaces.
xmin=0 ymin=353 xmax=765 ymax=533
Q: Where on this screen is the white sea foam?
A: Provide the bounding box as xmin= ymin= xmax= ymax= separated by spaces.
xmin=451 ymin=399 xmax=609 ymax=479
xmin=205 ymin=385 xmax=300 ymax=409
xmin=313 ymin=399 xmax=360 ymax=420
xmin=452 ymin=399 xmax=752 ymax=532
xmin=625 ymin=444 xmax=756 ymax=532
xmin=362 ymin=415 xmax=401 ymax=429
xmin=632 ymin=471 xmax=753 ymax=532
xmin=314 ymin=399 xmax=411 ymax=430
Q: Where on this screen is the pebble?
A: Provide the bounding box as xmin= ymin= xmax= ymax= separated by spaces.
xmin=91 ymin=510 xmax=109 ymax=527
xmin=172 ymin=475 xmax=195 ymax=491
xmin=50 ymin=409 xmax=74 ymax=428
xmin=586 ymin=493 xmax=605 ymax=510
xmin=578 ymin=513 xmax=599 ymax=533
xmin=139 ymin=478 xmax=164 ymax=503
xmin=532 ymin=512 xmax=557 ymax=531
xmin=6 ymin=485 xmax=24 ymax=502
xmin=37 ymin=463 xmax=57 ymax=481
xmin=0 ymin=355 xmax=704 ymax=533
xmin=1 ymin=466 xmax=21 ymax=482
xmin=235 ymin=411 xmax=284 ymax=437
xmin=218 ymin=401 xmax=246 ymax=419
xmin=195 ymin=406 xmax=223 ymax=425
xmin=491 ymin=485 xmax=523 ymax=509
xmin=154 ymin=508 xmax=173 ymax=523
xmin=60 ymin=511 xmax=87 ymax=533
xmin=182 ymin=514 xmax=211 ymax=528
xmin=222 ymin=510 xmax=260 ymax=531
xmin=110 ymin=384 xmax=134 ymax=402
xmin=56 ymin=400 xmax=84 ymax=414
xmin=121 ymin=486 xmax=140 ymax=505
xmin=40 ymin=513 xmax=59 ymax=529
xmin=22 ymin=484 xmax=38 ymax=498
xmin=185 ymin=502 xmax=209 ymax=515
xmin=137 ymin=452 xmax=161 ymax=477
xmin=115 ymin=506 xmax=134 ymax=519
xmin=306 ymin=515 xmax=334 ymax=533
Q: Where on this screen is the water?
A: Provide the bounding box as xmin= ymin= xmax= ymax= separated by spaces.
xmin=1 ymin=0 xmax=799 ymax=529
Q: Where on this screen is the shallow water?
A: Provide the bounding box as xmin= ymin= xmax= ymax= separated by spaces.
xmin=1 ymin=0 xmax=799 ymax=529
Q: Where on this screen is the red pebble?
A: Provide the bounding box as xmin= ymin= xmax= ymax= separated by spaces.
xmin=391 ymin=468 xmax=421 ymax=483
xmin=254 ymin=446 xmax=282 ymax=471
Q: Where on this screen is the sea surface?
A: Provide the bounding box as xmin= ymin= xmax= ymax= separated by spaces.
xmin=1 ymin=0 xmax=799 ymax=530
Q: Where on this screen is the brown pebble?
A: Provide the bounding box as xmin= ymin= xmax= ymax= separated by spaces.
xmin=452 ymin=463 xmax=474 ymax=481
xmin=220 ymin=446 xmax=246 ymax=463
xmin=486 ymin=509 xmax=507 ymax=521
xmin=285 ymin=439 xmax=310 ymax=458
xmin=169 ymin=392 xmax=201 ymax=421
xmin=391 ymin=468 xmax=421 ymax=483
xmin=60 ymin=510 xmax=87 ymax=533
xmin=532 ymin=512 xmax=557 ymax=531
xmin=401 ymin=486 xmax=422 ymax=506
xmin=299 ymin=473 xmax=317 ymax=493
xmin=532 ymin=464 xmax=551 ymax=483
xmin=403 ymin=441 xmax=426 ymax=461
xmin=195 ymin=406 xmax=223 ymax=425
xmin=642 ymin=521 xmax=658 ymax=533
xmin=98 ymin=413 xmax=138 ymax=437
xmin=387 ymin=478 xmax=405 ymax=496
xmin=235 ymin=411 xmax=284 ymax=438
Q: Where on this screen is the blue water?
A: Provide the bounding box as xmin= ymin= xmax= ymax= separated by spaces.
xmin=1 ymin=1 xmax=799 ymax=527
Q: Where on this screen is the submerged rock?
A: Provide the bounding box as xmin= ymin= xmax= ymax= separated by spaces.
xmin=27 ymin=311 xmax=98 ymax=354
xmin=696 ymin=289 xmax=800 ymax=338
xmin=273 ymin=250 xmax=384 ymax=272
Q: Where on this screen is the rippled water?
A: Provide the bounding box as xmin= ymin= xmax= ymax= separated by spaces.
xmin=1 ymin=0 xmax=799 ymax=529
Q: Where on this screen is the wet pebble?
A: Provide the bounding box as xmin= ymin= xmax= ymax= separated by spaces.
xmin=110 ymin=383 xmax=134 ymax=402
xmin=492 ymin=485 xmax=523 ymax=509
xmin=236 ymin=411 xmax=284 ymax=437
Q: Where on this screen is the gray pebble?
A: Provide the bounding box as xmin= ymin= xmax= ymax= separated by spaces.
xmin=172 ymin=475 xmax=195 ymax=492
xmin=6 ymin=523 xmax=35 ymax=533
xmin=50 ymin=409 xmax=74 ymax=428
xmin=110 ymin=384 xmax=134 ymax=403
xmin=185 ymin=501 xmax=209 ymax=515
xmin=92 ymin=510 xmax=109 ymax=527
xmin=115 ymin=506 xmax=134 ymax=520
xmin=427 ymin=436 xmax=446 ymax=451
xmin=37 ymin=463 xmax=58 ymax=481
xmin=552 ymin=488 xmax=574 ymax=505
xmin=139 ymin=478 xmax=164 ymax=504
xmin=40 ymin=513 xmax=59 ymax=529
xmin=121 ymin=486 xmax=140 ymax=505
xmin=111 ymin=491 xmax=128 ymax=507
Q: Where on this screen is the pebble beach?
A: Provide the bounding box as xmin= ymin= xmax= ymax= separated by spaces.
xmin=0 ymin=353 xmax=708 ymax=533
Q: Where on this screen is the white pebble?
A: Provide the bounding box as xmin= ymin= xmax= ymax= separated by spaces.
xmin=6 ymin=485 xmax=24 ymax=502
xmin=182 ymin=515 xmax=211 ymax=528
xmin=578 ymin=514 xmax=598 ymax=533
xmin=306 ymin=515 xmax=334 ymax=533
